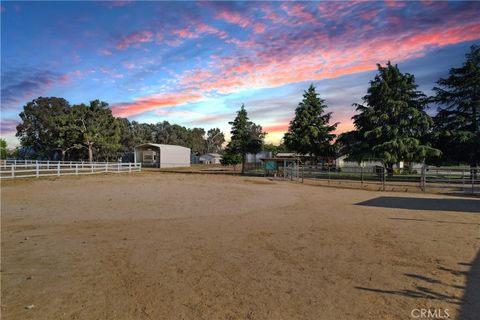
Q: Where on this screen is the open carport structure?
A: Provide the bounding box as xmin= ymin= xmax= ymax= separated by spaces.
xmin=134 ymin=143 xmax=191 ymax=168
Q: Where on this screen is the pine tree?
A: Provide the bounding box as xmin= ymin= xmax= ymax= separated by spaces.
xmin=432 ymin=45 xmax=480 ymax=167
xmin=283 ymin=84 xmax=337 ymax=161
xmin=352 ymin=62 xmax=440 ymax=174
xmin=227 ymin=104 xmax=265 ymax=174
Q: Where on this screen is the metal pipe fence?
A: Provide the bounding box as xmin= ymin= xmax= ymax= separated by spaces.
xmin=300 ymin=165 xmax=480 ymax=194
xmin=0 ymin=160 xmax=142 ymax=179
xmin=258 ymin=164 xmax=479 ymax=195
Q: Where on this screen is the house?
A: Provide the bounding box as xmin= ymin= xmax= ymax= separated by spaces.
xmin=199 ymin=153 xmax=222 ymax=164
xmin=134 ymin=143 xmax=190 ymax=168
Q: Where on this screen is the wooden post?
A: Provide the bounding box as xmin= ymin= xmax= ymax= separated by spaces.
xmin=118 ymin=162 xmax=120 ymax=173
xmin=36 ymin=161 xmax=39 ymax=178
xmin=11 ymin=164 xmax=14 ymax=178
xmin=106 ymin=162 xmax=108 ymax=173
xmin=57 ymin=162 xmax=60 ymax=176
xmin=75 ymin=164 xmax=78 ymax=175
xmin=129 ymin=163 xmax=132 ymax=173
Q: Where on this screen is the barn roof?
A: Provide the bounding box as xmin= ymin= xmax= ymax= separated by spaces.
xmin=134 ymin=143 xmax=190 ymax=151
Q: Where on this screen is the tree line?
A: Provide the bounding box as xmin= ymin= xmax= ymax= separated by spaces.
xmin=13 ymin=98 xmax=225 ymax=162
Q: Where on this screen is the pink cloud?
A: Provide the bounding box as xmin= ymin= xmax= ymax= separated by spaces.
xmin=115 ymin=30 xmax=154 ymax=50
xmin=215 ymin=9 xmax=250 ymax=28
xmin=172 ymin=28 xmax=196 ymax=39
xmin=253 ymin=23 xmax=265 ymax=33
xmin=281 ymin=3 xmax=318 ymax=24
xmin=111 ymin=92 xmax=204 ymax=117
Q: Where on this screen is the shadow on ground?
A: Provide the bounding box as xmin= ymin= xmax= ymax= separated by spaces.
xmin=356 ymin=196 xmax=480 ymax=213
xmin=458 ymin=250 xmax=480 ymax=320
xmin=355 ymin=250 xmax=480 ymax=320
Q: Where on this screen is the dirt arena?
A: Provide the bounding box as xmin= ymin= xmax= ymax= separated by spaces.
xmin=1 ymin=173 xmax=479 ymax=320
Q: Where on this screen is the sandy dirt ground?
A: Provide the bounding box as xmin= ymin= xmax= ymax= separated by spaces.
xmin=1 ymin=172 xmax=479 ymax=320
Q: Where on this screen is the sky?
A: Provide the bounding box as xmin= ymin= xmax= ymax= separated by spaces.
xmin=1 ymin=1 xmax=480 ymax=146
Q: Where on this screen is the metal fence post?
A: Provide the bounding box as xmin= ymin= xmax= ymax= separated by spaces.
xmin=360 ymin=166 xmax=364 ymax=188
xmin=382 ymin=166 xmax=386 ymax=191
xmin=472 ymin=168 xmax=475 ymax=195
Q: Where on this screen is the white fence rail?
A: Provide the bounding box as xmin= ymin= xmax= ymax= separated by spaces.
xmin=0 ymin=160 xmax=141 ymax=179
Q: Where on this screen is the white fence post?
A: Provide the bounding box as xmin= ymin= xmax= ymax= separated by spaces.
xmin=36 ymin=161 xmax=39 ymax=178
xmin=57 ymin=162 xmax=60 ymax=176
xmin=75 ymin=163 xmax=78 ymax=175
xmin=11 ymin=165 xmax=14 ymax=178
xmin=129 ymin=163 xmax=131 ymax=173
xmin=118 ymin=162 xmax=120 ymax=173
xmin=106 ymin=162 xmax=108 ymax=173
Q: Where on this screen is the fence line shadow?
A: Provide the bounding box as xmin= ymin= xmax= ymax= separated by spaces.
xmin=458 ymin=250 xmax=480 ymax=320
xmin=354 ymin=251 xmax=480 ymax=320
xmin=356 ymin=196 xmax=480 ymax=213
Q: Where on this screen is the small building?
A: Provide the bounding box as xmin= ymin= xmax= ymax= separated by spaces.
xmin=246 ymin=151 xmax=273 ymax=163
xmin=134 ymin=143 xmax=191 ymax=168
xmin=199 ymin=153 xmax=222 ymax=164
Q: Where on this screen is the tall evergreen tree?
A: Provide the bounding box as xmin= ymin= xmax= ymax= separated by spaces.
xmin=352 ymin=62 xmax=439 ymax=173
xmin=227 ymin=104 xmax=265 ymax=174
xmin=283 ymin=85 xmax=337 ymax=161
xmin=432 ymin=45 xmax=480 ymax=167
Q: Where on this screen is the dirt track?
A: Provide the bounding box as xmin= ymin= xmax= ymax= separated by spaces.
xmin=1 ymin=173 xmax=479 ymax=319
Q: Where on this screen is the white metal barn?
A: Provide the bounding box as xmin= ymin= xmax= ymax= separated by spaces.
xmin=134 ymin=143 xmax=191 ymax=168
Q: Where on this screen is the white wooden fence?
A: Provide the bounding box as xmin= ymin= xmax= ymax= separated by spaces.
xmin=0 ymin=160 xmax=141 ymax=179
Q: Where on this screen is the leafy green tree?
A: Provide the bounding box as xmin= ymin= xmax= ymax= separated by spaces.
xmin=283 ymin=85 xmax=337 ymax=161
xmin=352 ymin=62 xmax=440 ymax=174
xmin=220 ymin=146 xmax=242 ymax=171
xmin=0 ymin=138 xmax=7 ymax=159
xmin=16 ymin=97 xmax=78 ymax=160
xmin=72 ymin=100 xmax=121 ymax=162
xmin=432 ymin=45 xmax=480 ymax=167
xmin=227 ymin=104 xmax=266 ymax=174
xmin=206 ymin=128 xmax=225 ymax=153
xmin=334 ymin=130 xmax=369 ymax=163
xmin=188 ymin=127 xmax=206 ymax=154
